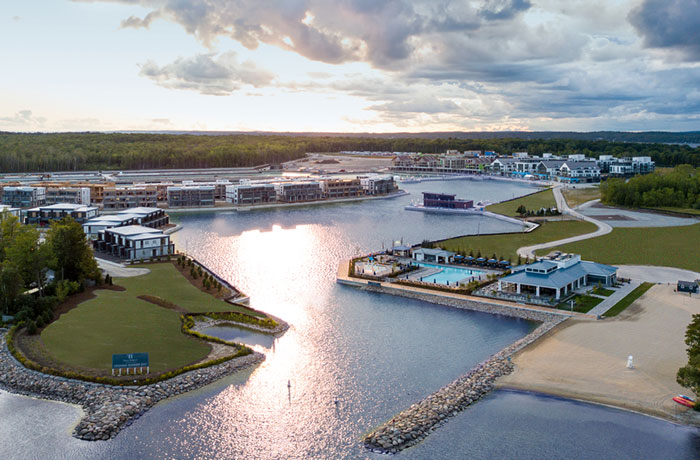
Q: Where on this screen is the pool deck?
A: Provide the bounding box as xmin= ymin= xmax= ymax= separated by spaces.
xmin=337 ymin=260 xmax=594 ymax=320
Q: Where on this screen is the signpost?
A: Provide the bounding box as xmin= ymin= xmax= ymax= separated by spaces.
xmin=112 ymin=352 xmax=149 ymax=376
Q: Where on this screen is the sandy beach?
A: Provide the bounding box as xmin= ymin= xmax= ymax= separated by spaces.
xmin=497 ymin=284 xmax=700 ymax=424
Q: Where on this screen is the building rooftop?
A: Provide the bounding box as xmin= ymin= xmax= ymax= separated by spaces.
xmin=105 ymin=225 xmax=164 ymax=237
xmin=29 ymin=203 xmax=98 ymax=212
xmin=503 ymin=258 xmax=617 ymax=290
xmin=413 ymin=247 xmax=455 ymax=257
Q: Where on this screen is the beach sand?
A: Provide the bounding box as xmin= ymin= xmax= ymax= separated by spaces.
xmin=497 ymin=284 xmax=700 ymax=424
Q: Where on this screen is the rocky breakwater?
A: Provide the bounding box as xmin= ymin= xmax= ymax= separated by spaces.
xmin=0 ymin=329 xmax=264 ymax=441
xmin=364 ymin=317 xmax=565 ymax=453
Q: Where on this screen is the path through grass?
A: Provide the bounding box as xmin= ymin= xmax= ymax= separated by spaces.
xmin=486 ymin=188 xmax=556 ymax=217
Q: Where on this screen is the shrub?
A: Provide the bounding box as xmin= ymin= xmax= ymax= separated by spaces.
xmin=27 ymin=321 xmax=37 ymax=335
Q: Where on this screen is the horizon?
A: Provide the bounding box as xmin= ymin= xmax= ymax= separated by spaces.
xmin=2 ymin=1 xmax=700 ymax=133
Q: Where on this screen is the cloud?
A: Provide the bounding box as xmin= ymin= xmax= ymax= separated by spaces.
xmin=479 ymin=0 xmax=532 ymax=20
xmin=0 ymin=110 xmax=47 ymax=129
xmin=138 ymin=52 xmax=275 ymax=95
xmin=120 ymin=11 xmax=160 ymax=29
xmin=629 ymin=0 xmax=700 ymax=60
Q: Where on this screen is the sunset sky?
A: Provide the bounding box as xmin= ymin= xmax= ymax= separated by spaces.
xmin=1 ymin=0 xmax=699 ymax=133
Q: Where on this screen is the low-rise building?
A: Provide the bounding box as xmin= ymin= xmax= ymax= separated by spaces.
xmin=411 ymin=248 xmax=456 ymax=264
xmin=0 ymin=204 xmax=21 ymax=218
xmin=678 ymin=281 xmax=699 ymax=294
xmin=93 ymin=225 xmax=174 ymax=261
xmin=498 ymin=254 xmax=617 ymax=300
xmin=1 ymin=186 xmax=46 ymax=208
xmin=321 ymin=178 xmax=363 ymax=198
xmin=24 ymin=203 xmax=99 ymax=226
xmin=558 ymin=161 xmax=601 ymax=182
xmin=45 ymin=186 xmax=91 ymax=205
xmin=225 ymin=184 xmax=277 ymax=205
xmin=103 ymin=186 xmax=158 ymax=210
xmin=274 ymin=181 xmax=323 ymax=202
xmin=422 ymin=192 xmax=473 ymax=209
xmin=167 ymin=185 xmax=215 ymax=208
xmin=360 ymin=175 xmax=397 ymax=195
xmin=609 ymin=156 xmax=656 ymax=177
xmin=82 ymin=207 xmax=169 ymax=238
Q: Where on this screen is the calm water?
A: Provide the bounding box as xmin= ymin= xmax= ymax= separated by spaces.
xmin=2 ymin=178 xmax=699 ymax=459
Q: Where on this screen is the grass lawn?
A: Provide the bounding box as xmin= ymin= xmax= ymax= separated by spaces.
xmin=41 ymin=292 xmax=210 ymax=372
xmin=557 ymin=294 xmax=603 ymax=313
xmin=439 ymin=220 xmax=597 ymax=264
xmin=650 ymin=206 xmax=700 ymax=216
xmin=561 ymin=187 xmax=601 ymax=208
xmin=536 ymin=223 xmax=700 ymax=272
xmin=486 ymin=188 xmax=556 ymax=217
xmin=604 ymin=282 xmax=655 ymax=317
xmin=592 ymin=286 xmax=615 ymax=297
xmin=38 ymin=262 xmax=263 ymax=373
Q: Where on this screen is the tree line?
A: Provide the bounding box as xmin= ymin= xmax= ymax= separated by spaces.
xmin=601 ymin=165 xmax=700 ymax=209
xmin=0 ymin=132 xmax=699 ymax=173
xmin=0 ymin=211 xmax=100 ymax=333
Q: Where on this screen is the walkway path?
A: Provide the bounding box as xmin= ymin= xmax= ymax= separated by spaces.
xmin=586 ymin=281 xmax=640 ymax=317
xmin=96 ymin=258 xmax=150 ymax=278
xmin=517 ymin=186 xmax=612 ymax=259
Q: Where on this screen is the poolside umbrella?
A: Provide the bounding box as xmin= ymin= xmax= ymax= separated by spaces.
xmin=465 ymin=256 xmax=475 ymax=261
xmin=488 ymin=258 xmax=498 ymax=264
xmin=455 ymin=255 xmax=464 ymax=259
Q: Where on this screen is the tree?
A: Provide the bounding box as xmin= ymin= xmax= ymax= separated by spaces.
xmin=516 ymin=204 xmax=527 ymax=216
xmin=0 ymin=264 xmax=23 ymax=315
xmin=5 ymin=225 xmax=49 ymax=295
xmin=45 ymin=217 xmax=100 ymax=283
xmin=678 ymin=314 xmax=700 ymax=401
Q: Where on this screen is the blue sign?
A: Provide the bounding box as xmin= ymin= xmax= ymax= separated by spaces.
xmin=112 ymin=352 xmax=149 ymax=369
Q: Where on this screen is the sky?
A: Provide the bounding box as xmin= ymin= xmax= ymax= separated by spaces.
xmin=1 ymin=0 xmax=699 ymax=133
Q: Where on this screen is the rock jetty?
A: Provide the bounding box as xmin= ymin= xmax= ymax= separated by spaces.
xmin=0 ymin=330 xmax=264 ymax=441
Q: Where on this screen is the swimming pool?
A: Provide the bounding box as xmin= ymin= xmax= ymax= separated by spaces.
xmin=416 ymin=262 xmax=485 ymax=286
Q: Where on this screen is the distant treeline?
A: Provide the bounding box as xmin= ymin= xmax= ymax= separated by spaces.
xmin=601 ymin=165 xmax=700 ymax=209
xmin=0 ymin=132 xmax=699 ymax=173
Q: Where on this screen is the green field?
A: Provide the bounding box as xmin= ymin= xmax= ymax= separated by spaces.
xmin=651 ymin=207 xmax=700 ymax=216
xmin=486 ymin=188 xmax=556 ymax=217
xmin=557 ymin=294 xmax=603 ymax=313
xmin=561 ymin=187 xmax=601 ymax=208
xmin=39 ymin=262 xmax=258 ymax=372
xmin=537 ymin=223 xmax=700 ymax=272
xmin=439 ymin=220 xmax=597 ymax=264
xmin=604 ymin=282 xmax=655 ymax=317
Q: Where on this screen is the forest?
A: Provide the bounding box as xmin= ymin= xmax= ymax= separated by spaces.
xmin=0 ymin=131 xmax=699 ymax=173
xmin=601 ymin=165 xmax=700 ymax=209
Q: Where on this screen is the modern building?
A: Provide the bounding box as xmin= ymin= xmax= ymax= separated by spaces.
xmin=82 ymin=207 xmax=169 ymax=238
xmin=24 ymin=203 xmax=99 ymax=226
xmin=45 ymin=186 xmax=91 ymax=205
xmin=1 ymin=186 xmax=46 ymax=208
xmin=411 ymin=248 xmax=456 ymax=264
xmin=609 ymin=157 xmax=656 ymax=177
xmin=167 ymin=185 xmax=215 ymax=208
xmin=321 ymin=178 xmax=363 ymax=198
xmin=422 ymin=192 xmax=473 ymax=209
xmin=225 ymin=183 xmax=277 ymax=205
xmin=274 ymin=181 xmax=323 ymax=202
xmin=103 ymin=186 xmax=158 ymax=210
xmin=0 ymin=204 xmax=21 ymax=218
xmin=359 ymin=175 xmax=397 ymax=195
xmin=498 ymin=254 xmax=617 ymax=300
xmin=558 ymin=161 xmax=601 ymax=183
xmin=93 ymin=225 xmax=174 ymax=261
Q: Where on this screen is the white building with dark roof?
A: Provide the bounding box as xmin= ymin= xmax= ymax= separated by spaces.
xmin=93 ymin=225 xmax=174 ymax=261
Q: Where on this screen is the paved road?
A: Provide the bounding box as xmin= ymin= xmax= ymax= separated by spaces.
xmin=96 ymin=258 xmax=150 ymax=278
xmin=616 ymin=265 xmax=700 ymax=283
xmin=517 ymin=186 xmax=612 ymax=258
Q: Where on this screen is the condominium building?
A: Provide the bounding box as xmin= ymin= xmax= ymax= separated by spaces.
xmin=274 ymin=181 xmax=323 ymax=202
xmin=93 ymin=225 xmax=174 ymax=261
xmin=102 ymin=186 xmax=158 ymax=210
xmin=167 ymin=185 xmax=215 ymax=207
xmin=359 ymin=175 xmax=397 ymax=195
xmin=24 ymin=203 xmax=100 ymax=226
xmin=320 ymin=178 xmax=363 ymax=199
xmin=45 ymin=187 xmax=91 ymax=205
xmin=1 ymin=186 xmax=46 ymax=208
xmin=609 ymin=157 xmax=656 ymax=176
xmin=82 ymin=207 xmax=169 ymax=238
xmin=225 ymin=184 xmax=277 ymax=205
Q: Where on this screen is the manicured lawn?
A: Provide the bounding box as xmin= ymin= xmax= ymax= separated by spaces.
xmin=439 ymin=220 xmax=597 ymax=264
xmin=117 ymin=263 xmax=261 ymax=315
xmin=556 ymin=294 xmax=603 ymax=313
xmin=561 ymin=187 xmax=601 ymax=208
xmin=537 ymin=223 xmax=700 ymax=272
xmin=41 ymin=291 xmax=210 ymax=372
xmin=592 ymin=286 xmax=615 ymax=297
xmin=604 ymin=282 xmax=655 ymax=317
xmin=486 ymin=188 xmax=556 ymax=217
xmin=39 ymin=262 xmax=263 ymax=373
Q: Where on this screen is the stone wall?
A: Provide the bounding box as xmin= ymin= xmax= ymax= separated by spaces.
xmin=0 ymin=329 xmax=264 ymax=441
